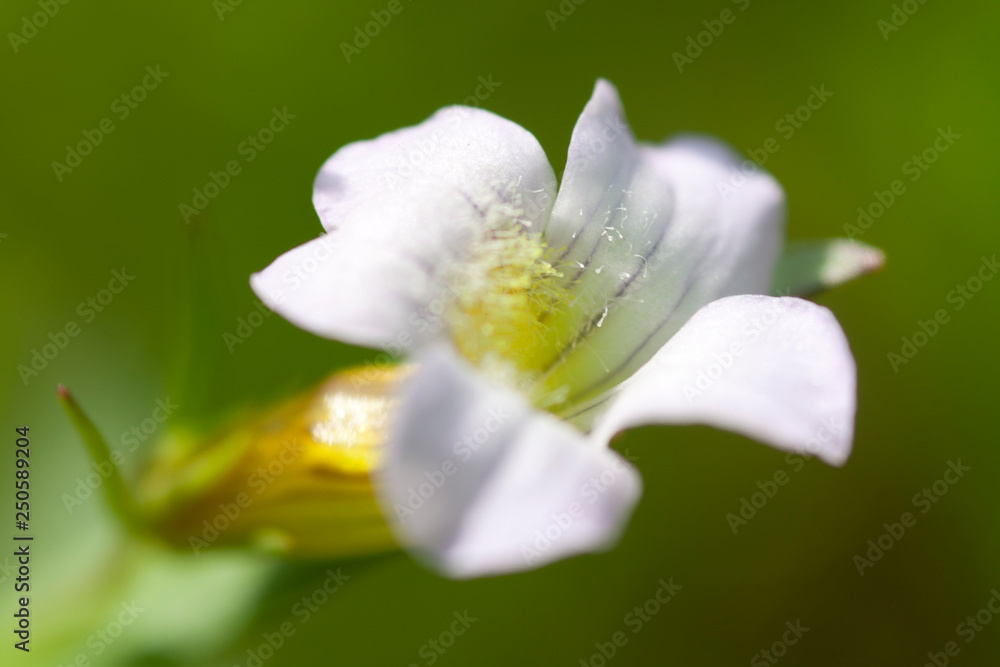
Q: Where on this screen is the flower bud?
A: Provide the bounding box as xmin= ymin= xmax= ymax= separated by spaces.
xmin=137 ymin=366 xmax=408 ymax=557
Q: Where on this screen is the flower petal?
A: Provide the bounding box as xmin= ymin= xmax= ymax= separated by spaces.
xmin=379 ymin=345 xmax=642 ymax=578
xmin=771 ymin=239 xmax=885 ymax=297
xmin=251 ymin=106 xmax=557 ymax=349
xmin=533 ymin=80 xmax=786 ymax=410
xmin=590 ymin=295 xmax=856 ymax=466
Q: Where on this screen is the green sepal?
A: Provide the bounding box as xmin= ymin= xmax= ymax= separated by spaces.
xmin=772 ymin=238 xmax=885 ymax=297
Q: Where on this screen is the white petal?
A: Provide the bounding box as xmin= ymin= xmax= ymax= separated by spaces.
xmin=252 ymin=106 xmax=557 ymax=349
xmin=535 ymin=80 xmax=786 ymax=409
xmin=379 ymin=346 xmax=642 ymax=578
xmin=590 ymin=295 xmax=856 ymax=466
xmin=771 ymin=239 xmax=885 ymax=297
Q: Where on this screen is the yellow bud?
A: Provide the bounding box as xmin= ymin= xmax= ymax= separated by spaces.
xmin=137 ymin=366 xmax=408 ymax=558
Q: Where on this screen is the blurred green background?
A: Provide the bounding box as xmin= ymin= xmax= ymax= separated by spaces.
xmin=2 ymin=0 xmax=998 ymax=664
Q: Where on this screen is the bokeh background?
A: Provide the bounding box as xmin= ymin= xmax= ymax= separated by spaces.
xmin=2 ymin=0 xmax=999 ymax=665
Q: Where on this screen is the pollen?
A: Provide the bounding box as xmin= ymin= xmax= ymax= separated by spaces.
xmin=445 ymin=220 xmax=569 ymax=379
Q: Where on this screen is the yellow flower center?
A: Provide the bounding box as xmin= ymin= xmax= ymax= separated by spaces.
xmin=443 ymin=219 xmax=582 ymax=408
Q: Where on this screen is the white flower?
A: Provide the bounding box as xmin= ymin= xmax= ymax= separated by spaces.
xmin=251 ymin=80 xmax=882 ymax=578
